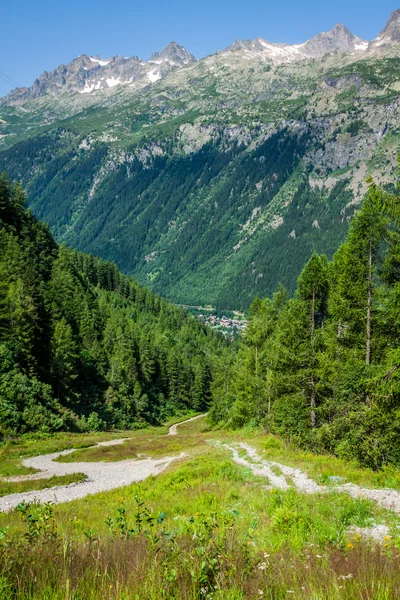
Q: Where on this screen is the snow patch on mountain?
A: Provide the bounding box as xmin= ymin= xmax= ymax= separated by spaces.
xmin=147 ymin=69 xmax=161 ymax=83
xmin=106 ymin=77 xmax=121 ymax=88
xmin=89 ymin=56 xmax=111 ymax=66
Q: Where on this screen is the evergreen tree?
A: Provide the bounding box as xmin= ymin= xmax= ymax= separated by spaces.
xmin=297 ymin=253 xmax=329 ymax=425
xmin=329 ymin=186 xmax=387 ymax=365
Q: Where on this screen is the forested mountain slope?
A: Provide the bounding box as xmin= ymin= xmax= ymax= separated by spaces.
xmin=0 ymin=174 xmax=226 ymax=435
xmin=2 ymin=12 xmax=400 ymax=308
xmin=210 ymin=181 xmax=400 ymax=468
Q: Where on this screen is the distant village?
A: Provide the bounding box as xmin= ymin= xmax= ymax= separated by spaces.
xmin=177 ymin=304 xmax=248 ymax=336
xmin=197 ymin=313 xmax=247 ymax=336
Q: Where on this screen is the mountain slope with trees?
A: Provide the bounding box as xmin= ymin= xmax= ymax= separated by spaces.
xmin=2 ymin=11 xmax=400 ymax=308
xmin=0 ymin=173 xmax=226 ymax=435
xmin=210 ymin=180 xmax=400 ymax=468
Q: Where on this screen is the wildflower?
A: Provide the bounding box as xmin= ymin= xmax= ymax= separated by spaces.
xmin=315 ymin=554 xmax=322 ymax=558
xmin=263 ymin=553 xmax=270 ymax=558
xmin=287 ymin=591 xmax=295 ymax=594
xmin=385 ymin=535 xmax=392 ymax=541
xmin=353 ymin=534 xmax=360 ymax=540
xmin=258 ymin=591 xmax=264 ymax=597
xmin=200 ymin=588 xmax=208 ymax=595
xmin=347 ymin=543 xmax=354 ymax=549
xmin=258 ymin=562 xmax=267 ymax=571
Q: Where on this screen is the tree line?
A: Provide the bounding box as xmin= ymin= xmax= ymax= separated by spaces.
xmin=210 ymin=180 xmax=400 ymax=469
xmin=0 ymin=173 xmax=227 ymax=435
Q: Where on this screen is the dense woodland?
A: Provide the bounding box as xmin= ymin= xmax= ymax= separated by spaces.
xmin=0 ymin=128 xmax=353 ymax=309
xmin=210 ymin=180 xmax=400 ymax=469
xmin=0 ymin=173 xmax=226 ymax=435
xmin=3 ymin=168 xmax=400 ymax=471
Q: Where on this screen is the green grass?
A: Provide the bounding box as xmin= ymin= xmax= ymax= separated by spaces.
xmin=0 ymin=431 xmax=140 ymax=477
xmin=56 ymin=414 xmax=207 ymax=463
xmin=3 ymin=416 xmax=400 ymax=489
xmin=0 ymin=445 xmax=399 ymax=599
xmin=0 ymin=473 xmax=87 ymax=497
xmin=0 ymin=413 xmax=203 ymax=475
xmin=56 ymin=432 xmax=207 ymax=463
xmin=1 ymin=419 xmax=400 ymax=597
xmin=248 ymin=433 xmax=400 ymax=490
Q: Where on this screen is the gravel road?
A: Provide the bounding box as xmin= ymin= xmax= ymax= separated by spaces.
xmin=0 ymin=441 xmax=184 ymax=512
xmin=0 ymin=415 xmax=209 ymax=512
xmin=225 ymin=442 xmax=400 ymax=513
xmin=168 ymin=413 xmax=207 ymax=435
xmin=4 ymin=416 xmax=400 ymax=525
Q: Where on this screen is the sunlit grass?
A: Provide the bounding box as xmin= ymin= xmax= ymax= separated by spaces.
xmin=0 ymin=412 xmax=202 ymax=476
xmin=0 ymin=473 xmax=87 ymax=497
xmin=1 ymin=448 xmax=400 ymax=599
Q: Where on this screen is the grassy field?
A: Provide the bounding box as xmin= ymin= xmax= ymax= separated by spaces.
xmin=1 ymin=418 xmax=400 ymax=598
xmin=0 ymin=473 xmax=87 ymax=498
xmin=49 ymin=419 xmax=400 ymax=490
xmin=0 ymin=413 xmax=202 ymax=477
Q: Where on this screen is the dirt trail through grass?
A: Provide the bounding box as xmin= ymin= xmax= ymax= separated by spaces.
xmin=168 ymin=413 xmax=207 ymax=435
xmin=3 ymin=414 xmax=400 ymax=517
xmin=0 ymin=415 xmax=207 ymax=512
xmin=225 ymin=442 xmax=400 ymax=513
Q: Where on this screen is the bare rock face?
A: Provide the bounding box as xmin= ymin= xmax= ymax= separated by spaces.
xmin=150 ymin=42 xmax=195 ymax=66
xmin=3 ymin=43 xmax=196 ymax=105
xmin=373 ymin=9 xmax=400 ymax=44
xmin=300 ymin=24 xmax=368 ymax=57
xmin=223 ymin=23 xmax=368 ymax=64
xmin=8 ymin=11 xmax=400 ymax=106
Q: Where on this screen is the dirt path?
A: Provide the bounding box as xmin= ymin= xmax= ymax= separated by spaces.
xmin=0 ymin=415 xmax=207 ymax=512
xmin=0 ymin=440 xmax=184 ymax=512
xmin=224 ymin=442 xmax=400 ymax=514
xmin=168 ymin=413 xmax=207 ymax=435
xmin=4 ymin=418 xmax=400 ymax=519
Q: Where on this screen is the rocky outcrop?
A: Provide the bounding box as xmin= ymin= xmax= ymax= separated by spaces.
xmin=3 ymin=43 xmax=196 ymax=105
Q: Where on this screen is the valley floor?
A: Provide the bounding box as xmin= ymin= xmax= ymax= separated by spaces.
xmin=1 ymin=417 xmax=400 ymax=598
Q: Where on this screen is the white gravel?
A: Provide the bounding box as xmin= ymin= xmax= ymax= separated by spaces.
xmin=168 ymin=413 xmax=207 ymax=435
xmin=347 ymin=524 xmax=391 ymax=542
xmin=0 ymin=443 xmax=184 ymax=512
xmin=0 ymin=415 xmax=207 ymax=512
xmin=4 ymin=418 xmax=400 ymax=527
xmin=224 ymin=442 xmax=323 ymax=493
xmin=224 ymin=442 xmax=400 ymax=514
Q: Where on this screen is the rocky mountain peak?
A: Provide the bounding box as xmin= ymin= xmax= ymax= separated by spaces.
xmin=149 ymin=42 xmax=196 ymax=65
xmin=227 ymin=39 xmax=253 ymax=51
xmin=300 ymin=24 xmax=368 ymax=57
xmin=223 ymin=22 xmax=368 ymax=63
xmin=2 ymin=42 xmax=195 ymax=104
xmin=374 ymin=8 xmax=400 ymax=43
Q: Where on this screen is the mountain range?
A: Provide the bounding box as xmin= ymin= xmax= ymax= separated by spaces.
xmin=2 ymin=10 xmax=400 ymax=308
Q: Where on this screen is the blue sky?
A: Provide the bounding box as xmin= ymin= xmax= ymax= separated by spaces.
xmin=1 ymin=0 xmax=399 ymax=96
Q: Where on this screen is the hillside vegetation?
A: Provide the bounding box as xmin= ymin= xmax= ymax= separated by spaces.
xmin=0 ymin=173 xmax=226 ymax=435
xmin=3 ymin=31 xmax=400 ymax=308
xmin=210 ymin=180 xmax=400 ymax=469
xmin=1 ymin=418 xmax=400 ymax=599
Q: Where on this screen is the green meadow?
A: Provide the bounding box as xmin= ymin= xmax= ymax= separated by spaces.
xmin=1 ymin=417 xmax=400 ymax=599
